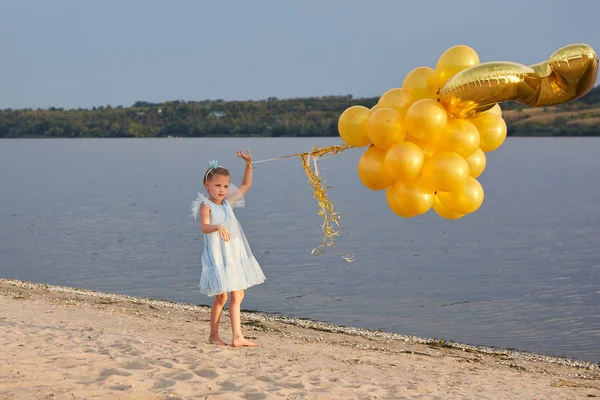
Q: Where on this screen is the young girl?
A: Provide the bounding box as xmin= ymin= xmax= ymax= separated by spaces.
xmin=191 ymin=149 xmax=265 ymax=347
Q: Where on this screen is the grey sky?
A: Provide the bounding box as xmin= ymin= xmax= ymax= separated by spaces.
xmin=1 ymin=0 xmax=598 ymax=109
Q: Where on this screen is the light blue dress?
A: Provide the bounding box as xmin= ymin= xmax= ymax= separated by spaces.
xmin=191 ymin=189 xmax=265 ymax=296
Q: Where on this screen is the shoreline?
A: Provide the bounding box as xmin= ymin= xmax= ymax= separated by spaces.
xmin=2 ymin=277 xmax=599 ymax=399
xmin=2 ymin=278 xmax=598 ymax=371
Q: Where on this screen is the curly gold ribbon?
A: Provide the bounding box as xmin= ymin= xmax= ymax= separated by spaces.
xmin=253 ymin=144 xmax=355 ymax=262
xmin=440 ymin=43 xmax=599 ymax=118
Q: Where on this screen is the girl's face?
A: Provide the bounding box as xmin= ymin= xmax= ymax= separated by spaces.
xmin=205 ymin=174 xmax=230 ymax=203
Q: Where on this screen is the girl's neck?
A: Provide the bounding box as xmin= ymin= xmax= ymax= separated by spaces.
xmin=208 ymin=196 xmax=223 ymax=205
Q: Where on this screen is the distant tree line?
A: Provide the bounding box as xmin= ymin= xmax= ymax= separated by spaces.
xmin=502 ymin=86 xmax=600 ymax=137
xmin=1 ymin=87 xmax=599 ymax=138
xmin=0 ymin=96 xmax=375 ymax=138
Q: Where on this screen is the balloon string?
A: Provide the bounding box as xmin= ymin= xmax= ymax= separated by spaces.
xmin=252 ymin=144 xmax=355 ymax=262
xmin=251 ymin=143 xmax=353 ymax=165
xmin=251 ymin=144 xmax=352 ymax=165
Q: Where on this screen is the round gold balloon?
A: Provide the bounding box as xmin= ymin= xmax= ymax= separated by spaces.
xmin=338 ymin=105 xmax=371 ymax=147
xmin=465 ymin=147 xmax=486 ymax=178
xmin=388 ymin=179 xmax=435 ymax=216
xmin=368 ymin=108 xmax=406 ymax=150
xmin=434 ymin=45 xmax=480 ymax=89
xmin=405 ymin=135 xmax=441 ymax=159
xmin=402 ymin=66 xmax=438 ymax=100
xmin=421 ymin=151 xmax=469 ymax=192
xmin=384 ymin=141 xmax=425 ymax=181
xmin=377 ymin=88 xmax=413 ymax=115
xmin=357 ymin=145 xmax=395 ymax=190
xmin=386 ymin=185 xmax=415 ymax=218
xmin=445 ymin=118 xmax=480 ymax=158
xmin=405 ymin=99 xmax=448 ymax=142
xmin=433 ymin=196 xmax=464 ymax=220
xmin=437 ymin=177 xmax=484 ymax=214
xmin=471 ymin=113 xmax=507 ymax=152
xmin=440 ymin=44 xmax=599 ymax=118
xmin=486 ymin=104 xmax=502 ymax=117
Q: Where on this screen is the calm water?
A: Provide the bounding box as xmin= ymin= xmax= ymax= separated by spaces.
xmin=1 ymin=137 xmax=599 ymax=362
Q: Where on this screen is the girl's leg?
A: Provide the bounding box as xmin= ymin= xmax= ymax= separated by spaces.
xmin=229 ymin=290 xmax=257 ymax=347
xmin=209 ymin=293 xmax=228 ymax=345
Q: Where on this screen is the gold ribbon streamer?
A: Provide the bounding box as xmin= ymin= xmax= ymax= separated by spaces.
xmin=252 ymin=144 xmax=355 ymax=262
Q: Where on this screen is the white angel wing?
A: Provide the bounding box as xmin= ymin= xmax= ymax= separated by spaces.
xmin=191 ymin=192 xmax=208 ymax=220
xmin=227 ymin=183 xmax=245 ymax=209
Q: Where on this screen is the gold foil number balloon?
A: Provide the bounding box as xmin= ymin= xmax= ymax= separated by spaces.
xmin=440 ymin=44 xmax=599 ymax=118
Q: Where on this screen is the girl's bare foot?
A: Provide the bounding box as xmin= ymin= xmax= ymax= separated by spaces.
xmin=232 ymin=337 xmax=257 ymax=347
xmin=209 ymin=335 xmax=228 ymax=346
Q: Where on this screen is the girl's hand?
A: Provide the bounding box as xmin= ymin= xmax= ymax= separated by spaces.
xmin=217 ymin=225 xmax=231 ymax=242
xmin=237 ymin=149 xmax=252 ymax=165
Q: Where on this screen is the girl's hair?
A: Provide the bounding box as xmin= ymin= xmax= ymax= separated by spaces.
xmin=204 ymin=166 xmax=230 ymax=185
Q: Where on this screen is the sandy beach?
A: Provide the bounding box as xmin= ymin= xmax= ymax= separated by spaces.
xmin=1 ymin=278 xmax=599 ymax=399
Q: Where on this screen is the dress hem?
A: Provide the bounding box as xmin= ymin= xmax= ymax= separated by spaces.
xmin=200 ymin=278 xmax=266 ymax=297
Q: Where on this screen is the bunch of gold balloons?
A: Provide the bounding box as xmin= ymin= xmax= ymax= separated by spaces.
xmin=338 ymin=43 xmax=598 ymax=220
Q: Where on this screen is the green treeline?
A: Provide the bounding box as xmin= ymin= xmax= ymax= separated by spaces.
xmin=0 ymin=96 xmax=373 ymax=138
xmin=1 ymin=86 xmax=599 ymax=138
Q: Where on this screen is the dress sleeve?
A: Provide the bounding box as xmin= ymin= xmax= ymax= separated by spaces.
xmin=191 ymin=192 xmax=209 ymax=220
xmin=226 ymin=183 xmax=245 ymax=209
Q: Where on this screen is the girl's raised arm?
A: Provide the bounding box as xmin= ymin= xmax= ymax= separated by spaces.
xmin=235 ymin=149 xmax=253 ymax=195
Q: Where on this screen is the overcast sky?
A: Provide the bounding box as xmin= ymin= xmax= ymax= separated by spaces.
xmin=1 ymin=0 xmax=598 ymax=109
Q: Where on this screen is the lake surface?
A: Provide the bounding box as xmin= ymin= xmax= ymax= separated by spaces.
xmin=1 ymin=137 xmax=599 ymax=362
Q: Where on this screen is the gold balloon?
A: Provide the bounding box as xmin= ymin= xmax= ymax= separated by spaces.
xmin=440 ymin=44 xmax=599 ymax=118
xmin=338 ymin=105 xmax=371 ymax=147
xmin=433 ymin=196 xmax=464 ymax=220
xmin=437 ymin=177 xmax=484 ymax=214
xmin=368 ymin=108 xmax=406 ymax=150
xmin=357 ymin=145 xmax=395 ymax=190
xmin=405 ymin=99 xmax=448 ymax=142
xmin=384 ymin=141 xmax=425 ymax=181
xmin=402 ymin=66 xmax=438 ymax=100
xmin=434 ymin=45 xmax=480 ymax=89
xmin=471 ymin=113 xmax=507 ymax=152
xmin=445 ymin=118 xmax=480 ymax=158
xmin=421 ymin=151 xmax=469 ymax=192
xmin=388 ymin=179 xmax=435 ymax=216
xmin=405 ymin=135 xmax=441 ymax=158
xmin=465 ymin=147 xmax=486 ymax=178
xmin=486 ymin=104 xmax=502 ymax=117
xmin=377 ymin=88 xmax=413 ymax=115
xmin=386 ymin=185 xmax=415 ymax=218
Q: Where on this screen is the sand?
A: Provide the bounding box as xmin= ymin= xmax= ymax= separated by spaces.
xmin=1 ymin=278 xmax=599 ymax=400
